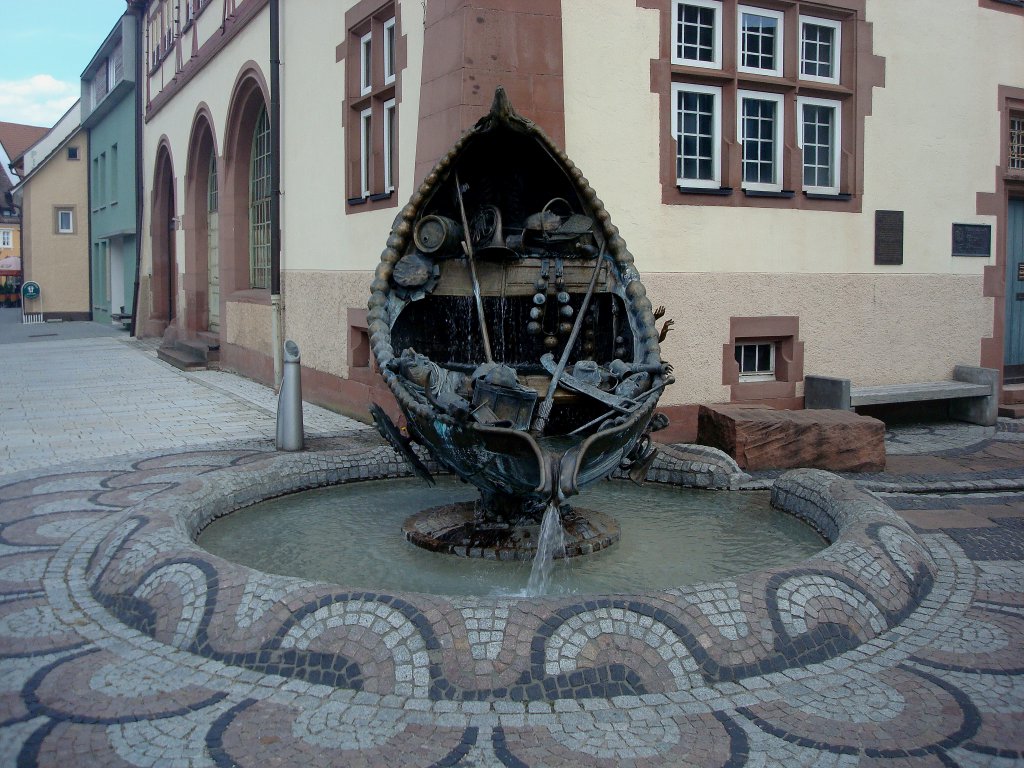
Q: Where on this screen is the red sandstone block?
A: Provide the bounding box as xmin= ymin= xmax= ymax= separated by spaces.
xmin=697 ymin=404 xmax=886 ymax=472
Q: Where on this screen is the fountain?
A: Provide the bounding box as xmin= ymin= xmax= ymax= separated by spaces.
xmin=367 ymin=88 xmax=673 ymax=575
xmin=64 ymin=93 xmax=942 ymax=759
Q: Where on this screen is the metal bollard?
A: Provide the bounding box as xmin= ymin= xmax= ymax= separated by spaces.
xmin=276 ymin=340 xmax=305 ymax=451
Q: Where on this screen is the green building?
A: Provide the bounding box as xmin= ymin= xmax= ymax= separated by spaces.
xmin=81 ymin=11 xmax=138 ymax=326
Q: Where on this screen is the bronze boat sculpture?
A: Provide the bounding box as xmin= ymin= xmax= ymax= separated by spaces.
xmin=368 ymin=88 xmax=671 ymax=525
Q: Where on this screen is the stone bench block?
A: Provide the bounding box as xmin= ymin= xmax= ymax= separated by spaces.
xmin=804 ymin=366 xmax=998 ymax=427
xmin=697 ymin=404 xmax=886 ymax=472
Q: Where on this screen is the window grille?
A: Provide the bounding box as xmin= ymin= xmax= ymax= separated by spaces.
xmin=208 ymin=153 xmax=218 ymax=213
xmin=672 ymin=0 xmax=721 ymax=67
xmin=800 ymin=20 xmax=837 ymax=81
xmin=384 ymin=17 xmax=396 ymax=84
xmin=248 ymin=108 xmax=271 ymax=290
xmin=680 ymin=4 xmax=715 ymax=62
xmin=801 ymin=103 xmax=835 ymax=189
xmin=384 ymin=99 xmax=396 ymax=192
xmin=674 ymin=85 xmax=720 ymax=185
xmin=738 ymin=6 xmax=783 ymax=75
xmin=1011 ymin=117 xmax=1024 ymax=172
xmin=740 ymin=96 xmax=778 ymax=185
xmin=735 ymin=342 xmax=774 ymax=378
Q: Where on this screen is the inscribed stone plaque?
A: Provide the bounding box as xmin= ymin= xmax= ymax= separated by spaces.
xmin=951 ymin=223 xmax=992 ymax=257
xmin=874 ymin=210 xmax=904 ymax=265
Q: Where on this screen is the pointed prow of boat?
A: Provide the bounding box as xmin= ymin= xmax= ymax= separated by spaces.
xmin=368 ymin=87 xmax=672 ymax=522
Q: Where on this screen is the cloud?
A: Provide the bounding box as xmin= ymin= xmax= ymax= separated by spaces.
xmin=0 ymin=75 xmax=79 ymax=128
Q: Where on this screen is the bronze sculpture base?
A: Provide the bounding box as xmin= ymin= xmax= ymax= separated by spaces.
xmin=403 ymin=502 xmax=619 ymax=561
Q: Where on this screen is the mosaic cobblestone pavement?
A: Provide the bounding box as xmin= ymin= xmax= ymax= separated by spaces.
xmin=1 ymin=423 xmax=1022 ymax=767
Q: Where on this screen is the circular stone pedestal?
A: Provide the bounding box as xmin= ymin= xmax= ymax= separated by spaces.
xmin=403 ymin=502 xmax=620 ymax=560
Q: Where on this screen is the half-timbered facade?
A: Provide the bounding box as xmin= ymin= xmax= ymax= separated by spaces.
xmin=136 ymin=0 xmax=1024 ymax=435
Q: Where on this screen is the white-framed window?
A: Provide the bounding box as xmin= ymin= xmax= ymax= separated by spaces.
xmin=249 ymin=107 xmax=272 ymax=290
xmin=360 ymin=32 xmax=373 ymax=95
xmin=737 ymin=90 xmax=784 ymax=191
xmin=383 ymin=17 xmax=396 ymax=85
xmin=383 ymin=98 xmax=396 ymax=193
xmin=57 ymin=208 xmax=74 ymax=234
xmin=0 ymin=229 xmax=12 ymax=249
xmin=671 ymin=0 xmax=723 ymax=69
xmin=346 ymin=3 xmax=399 ymax=207
xmin=797 ymin=96 xmax=842 ymax=194
xmin=359 ymin=108 xmax=373 ymax=197
xmin=67 ymin=146 xmax=79 ymax=160
xmin=735 ymin=341 xmax=775 ymax=380
xmin=738 ymin=5 xmax=784 ymax=76
xmin=1010 ymin=116 xmax=1024 ymax=172
xmin=799 ymin=16 xmax=841 ymax=84
xmin=672 ymin=82 xmax=721 ymax=188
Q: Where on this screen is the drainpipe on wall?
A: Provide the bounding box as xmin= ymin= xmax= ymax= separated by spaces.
xmin=86 ymin=131 xmax=94 ymax=322
xmin=269 ymin=0 xmax=283 ymax=387
xmin=129 ymin=0 xmax=145 ymax=338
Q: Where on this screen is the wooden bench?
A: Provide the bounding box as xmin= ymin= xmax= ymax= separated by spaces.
xmin=804 ymin=365 xmax=998 ymax=426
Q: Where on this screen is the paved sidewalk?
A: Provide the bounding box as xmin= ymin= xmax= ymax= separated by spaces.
xmin=0 ymin=332 xmax=368 ymax=474
xmin=0 ymin=328 xmax=1022 ymax=766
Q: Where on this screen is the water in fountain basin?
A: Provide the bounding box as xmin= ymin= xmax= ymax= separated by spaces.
xmin=197 ymin=477 xmax=826 ymax=597
xmin=525 ymin=501 xmax=566 ymax=596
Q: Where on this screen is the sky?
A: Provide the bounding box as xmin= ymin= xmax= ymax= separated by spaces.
xmin=0 ymin=0 xmax=130 ymax=128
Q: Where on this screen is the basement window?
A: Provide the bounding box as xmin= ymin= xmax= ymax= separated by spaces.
xmin=735 ymin=341 xmax=775 ymax=380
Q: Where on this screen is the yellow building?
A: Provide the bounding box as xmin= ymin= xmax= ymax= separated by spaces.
xmin=10 ymin=104 xmax=91 ymax=320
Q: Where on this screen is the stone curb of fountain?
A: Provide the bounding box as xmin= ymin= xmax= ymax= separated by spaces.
xmin=739 ymin=475 xmax=1024 ymax=494
xmin=77 ymin=446 xmax=939 ymax=711
xmin=612 ymin=443 xmax=751 ymax=490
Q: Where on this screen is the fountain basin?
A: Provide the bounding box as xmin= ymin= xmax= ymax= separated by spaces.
xmin=196 ymin=478 xmax=825 ymax=596
xmin=84 ymin=442 xmax=937 ymax=699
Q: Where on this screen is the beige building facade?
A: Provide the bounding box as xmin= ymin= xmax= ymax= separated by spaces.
xmin=13 ymin=110 xmax=91 ymax=321
xmin=137 ymin=0 xmax=1024 ymax=435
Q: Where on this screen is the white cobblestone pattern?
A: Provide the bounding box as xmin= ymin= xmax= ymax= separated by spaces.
xmin=543 ymin=607 xmax=704 ymax=689
xmin=278 ymin=599 xmax=431 ymax=698
xmin=878 ymin=524 xmax=925 ymax=580
xmin=459 ymin=602 xmax=511 ymax=661
xmin=549 ymin=714 xmax=682 ymax=759
xmin=674 ymin=582 xmax=751 ymax=641
xmin=132 ymin=562 xmax=208 ymax=648
xmin=774 ymin=574 xmax=888 ymax=637
xmin=291 ymin=699 xmax=406 ymax=750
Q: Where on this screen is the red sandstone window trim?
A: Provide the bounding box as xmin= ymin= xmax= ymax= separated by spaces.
xmin=343 ymin=1 xmax=400 ymax=212
xmin=648 ymin=0 xmax=877 ymax=212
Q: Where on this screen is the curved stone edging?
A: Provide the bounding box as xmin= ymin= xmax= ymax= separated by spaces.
xmin=74 ymin=446 xmax=938 ymax=703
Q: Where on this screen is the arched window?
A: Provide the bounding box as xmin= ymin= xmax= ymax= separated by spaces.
xmin=248 ymin=106 xmax=271 ymax=289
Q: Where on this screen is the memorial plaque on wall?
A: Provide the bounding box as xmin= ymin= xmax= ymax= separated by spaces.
xmin=951 ymin=223 xmax=992 ymax=257
xmin=874 ymin=210 xmax=904 ymax=265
